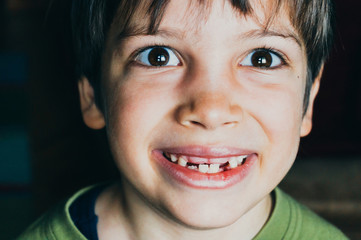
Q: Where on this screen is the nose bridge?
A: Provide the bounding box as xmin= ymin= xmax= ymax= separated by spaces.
xmin=176 ymin=64 xmax=242 ymax=130
xmin=187 ymin=52 xmax=234 ymax=92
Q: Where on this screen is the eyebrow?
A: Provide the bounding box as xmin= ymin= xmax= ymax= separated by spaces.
xmin=116 ymin=28 xmax=184 ymax=42
xmin=116 ymin=27 xmax=302 ymax=49
xmin=240 ymin=29 xmax=303 ymax=48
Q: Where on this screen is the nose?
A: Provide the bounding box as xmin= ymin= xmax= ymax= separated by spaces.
xmin=176 ymin=91 xmax=242 ymax=130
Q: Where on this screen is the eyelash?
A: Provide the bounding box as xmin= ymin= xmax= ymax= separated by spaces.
xmin=129 ymin=44 xmax=179 ymax=68
xmin=241 ymin=47 xmax=288 ymax=69
xmin=129 ymin=45 xmax=288 ymax=70
xmin=261 ymin=47 xmax=288 ymax=66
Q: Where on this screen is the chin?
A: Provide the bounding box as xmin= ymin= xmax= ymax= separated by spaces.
xmin=173 ymin=209 xmax=241 ymax=230
xmin=160 ymin=192 xmax=249 ymax=230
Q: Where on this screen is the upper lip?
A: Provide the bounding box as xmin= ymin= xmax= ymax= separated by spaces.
xmin=160 ymin=145 xmax=255 ymax=158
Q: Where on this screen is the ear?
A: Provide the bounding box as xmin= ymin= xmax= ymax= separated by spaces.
xmin=300 ymin=67 xmax=323 ymax=137
xmin=78 ymin=77 xmax=106 ymax=129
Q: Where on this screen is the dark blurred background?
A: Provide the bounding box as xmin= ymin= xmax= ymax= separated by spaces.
xmin=0 ymin=0 xmax=360 ymax=239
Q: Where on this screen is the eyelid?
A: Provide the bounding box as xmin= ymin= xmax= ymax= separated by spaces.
xmin=264 ymin=48 xmax=288 ymax=65
xmin=130 ymin=44 xmax=167 ymax=60
xmin=240 ymin=48 xmax=288 ymax=69
xmin=130 ymin=45 xmax=182 ymax=68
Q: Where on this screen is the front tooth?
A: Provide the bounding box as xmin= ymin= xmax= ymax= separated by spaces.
xmin=229 ymin=157 xmax=237 ymax=168
xmin=199 ymin=164 xmax=209 ymax=173
xmin=170 ymin=154 xmax=178 ymax=162
xmin=236 ymin=155 xmax=247 ymax=165
xmin=208 ymin=164 xmax=220 ymax=173
xmin=178 ymin=156 xmax=187 ymax=167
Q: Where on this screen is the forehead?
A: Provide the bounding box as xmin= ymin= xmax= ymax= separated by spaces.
xmin=111 ymin=0 xmax=301 ymax=46
xmin=161 ymin=0 xmax=300 ymax=45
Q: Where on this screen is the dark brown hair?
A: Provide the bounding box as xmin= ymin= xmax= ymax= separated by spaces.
xmin=71 ymin=0 xmax=334 ymax=112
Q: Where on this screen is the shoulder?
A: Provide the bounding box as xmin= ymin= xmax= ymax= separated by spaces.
xmin=16 ymin=185 xmax=100 ymax=240
xmin=278 ymin=189 xmax=348 ymax=239
xmin=254 ymin=188 xmax=349 ymax=240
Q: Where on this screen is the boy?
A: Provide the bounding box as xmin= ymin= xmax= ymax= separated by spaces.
xmin=19 ymin=0 xmax=348 ymax=239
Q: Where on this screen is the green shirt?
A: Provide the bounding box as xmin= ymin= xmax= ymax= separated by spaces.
xmin=17 ymin=186 xmax=348 ymax=240
xmin=254 ymin=188 xmax=348 ymax=239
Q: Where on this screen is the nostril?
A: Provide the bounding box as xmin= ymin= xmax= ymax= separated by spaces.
xmin=224 ymin=121 xmax=238 ymax=127
xmin=190 ymin=121 xmax=203 ymax=126
xmin=181 ymin=120 xmax=206 ymax=128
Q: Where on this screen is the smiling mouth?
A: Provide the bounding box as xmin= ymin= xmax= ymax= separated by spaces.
xmin=154 ymin=148 xmax=257 ymax=188
xmin=162 ymin=152 xmax=248 ymax=174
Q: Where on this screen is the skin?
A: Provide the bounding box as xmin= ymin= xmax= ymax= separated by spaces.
xmin=78 ymin=0 xmax=321 ymax=239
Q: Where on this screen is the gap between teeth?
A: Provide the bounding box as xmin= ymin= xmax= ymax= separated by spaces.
xmin=165 ymin=153 xmax=248 ymax=173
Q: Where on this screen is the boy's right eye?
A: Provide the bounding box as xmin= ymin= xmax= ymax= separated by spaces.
xmin=134 ymin=46 xmax=181 ymax=67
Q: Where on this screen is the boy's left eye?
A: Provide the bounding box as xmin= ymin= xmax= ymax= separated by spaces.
xmin=134 ymin=46 xmax=181 ymax=67
xmin=240 ymin=49 xmax=284 ymax=69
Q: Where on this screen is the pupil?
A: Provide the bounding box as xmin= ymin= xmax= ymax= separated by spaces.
xmin=148 ymin=47 xmax=169 ymax=66
xmin=251 ymin=51 xmax=272 ymax=68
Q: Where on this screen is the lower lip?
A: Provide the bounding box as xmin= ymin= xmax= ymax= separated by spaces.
xmin=152 ymin=150 xmax=257 ymax=189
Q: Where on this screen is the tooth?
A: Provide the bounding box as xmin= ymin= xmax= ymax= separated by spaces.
xmin=178 ymin=156 xmax=187 ymax=167
xmin=199 ymin=164 xmax=209 ymax=173
xmin=187 ymin=165 xmax=197 ymax=170
xmin=229 ymin=157 xmax=237 ymax=168
xmin=236 ymin=155 xmax=246 ymax=165
xmin=208 ymin=164 xmax=220 ymax=173
xmin=170 ymin=154 xmax=178 ymax=163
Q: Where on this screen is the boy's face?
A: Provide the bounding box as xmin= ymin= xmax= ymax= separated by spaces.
xmin=81 ymin=0 xmax=319 ymax=229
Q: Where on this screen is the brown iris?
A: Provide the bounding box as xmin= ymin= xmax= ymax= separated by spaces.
xmin=148 ymin=47 xmax=170 ymax=66
xmin=251 ymin=50 xmax=273 ymax=68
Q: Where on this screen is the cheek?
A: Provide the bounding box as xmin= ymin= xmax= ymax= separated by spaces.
xmin=241 ymin=72 xmax=304 ymax=150
xmin=105 ymin=81 xmax=171 ymax=160
xmin=265 ymin=92 xmax=303 ymax=139
xmin=104 ymin=87 xmax=164 ymax=192
xmin=243 ymin=72 xmax=305 ymax=144
xmin=106 ymin=70 xmax=183 ymax=138
xmin=252 ymin=84 xmax=304 ymax=181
